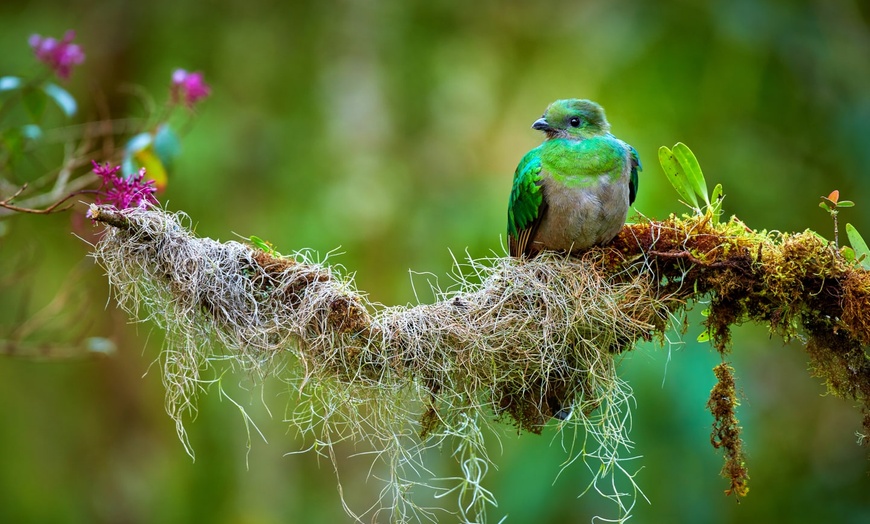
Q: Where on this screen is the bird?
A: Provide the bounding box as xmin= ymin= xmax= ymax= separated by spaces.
xmin=506 ymin=99 xmax=641 ymax=421
xmin=507 ymin=98 xmax=640 ymax=258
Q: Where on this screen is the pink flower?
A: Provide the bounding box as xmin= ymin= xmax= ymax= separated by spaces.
xmin=29 ymin=30 xmax=85 ymax=80
xmin=92 ymin=161 xmax=158 ymax=209
xmin=170 ymin=69 xmax=211 ymax=108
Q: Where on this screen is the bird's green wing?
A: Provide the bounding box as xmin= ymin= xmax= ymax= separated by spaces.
xmin=628 ymin=144 xmax=641 ymax=206
xmin=508 ymin=149 xmax=546 ymax=257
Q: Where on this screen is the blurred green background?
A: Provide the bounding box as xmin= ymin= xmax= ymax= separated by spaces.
xmin=2 ymin=0 xmax=870 ymax=522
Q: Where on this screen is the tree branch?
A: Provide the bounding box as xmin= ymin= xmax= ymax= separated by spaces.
xmin=88 ymin=205 xmax=870 ymax=512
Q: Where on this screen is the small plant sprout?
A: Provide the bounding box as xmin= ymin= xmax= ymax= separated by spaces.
xmin=248 ymin=235 xmax=282 ymax=257
xmin=819 ymin=190 xmax=854 ymax=249
xmin=846 ymin=224 xmax=870 ymax=271
xmin=658 ymin=143 xmax=724 ymax=222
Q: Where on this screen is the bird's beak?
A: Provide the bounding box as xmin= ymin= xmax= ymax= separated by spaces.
xmin=531 ymin=117 xmax=551 ymax=132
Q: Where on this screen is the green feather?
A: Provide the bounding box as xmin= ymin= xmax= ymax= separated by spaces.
xmin=628 ymin=144 xmax=641 ymax=205
xmin=539 ymin=136 xmax=626 ymax=185
xmin=507 ymin=148 xmax=544 ymax=237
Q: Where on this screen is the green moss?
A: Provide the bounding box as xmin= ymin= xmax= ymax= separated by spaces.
xmin=606 ymin=212 xmax=870 ymax=493
xmin=707 ymin=362 xmax=749 ymax=498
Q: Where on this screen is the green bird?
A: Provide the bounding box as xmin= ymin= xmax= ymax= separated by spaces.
xmin=507 ymin=99 xmax=641 ymax=258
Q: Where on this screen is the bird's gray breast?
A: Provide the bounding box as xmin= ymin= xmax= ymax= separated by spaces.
xmin=532 ymin=171 xmax=630 ymax=253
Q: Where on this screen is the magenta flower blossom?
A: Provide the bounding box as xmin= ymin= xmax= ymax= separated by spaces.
xmin=29 ymin=30 xmax=85 ymax=80
xmin=170 ymin=69 xmax=211 ymax=108
xmin=91 ymin=161 xmax=158 ymax=210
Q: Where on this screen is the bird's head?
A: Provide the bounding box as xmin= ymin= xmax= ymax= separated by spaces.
xmin=531 ymin=99 xmax=610 ymax=140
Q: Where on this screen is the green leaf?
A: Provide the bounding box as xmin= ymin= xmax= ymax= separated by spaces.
xmin=711 ymin=183 xmax=723 ymax=205
xmin=250 ymin=235 xmax=270 ymax=251
xmin=22 ymin=86 xmax=47 ymax=122
xmin=710 ymin=183 xmax=724 ymax=223
xmin=819 ymin=202 xmax=831 ymax=212
xmin=43 ymin=83 xmax=77 ymax=118
xmin=846 ymin=223 xmax=870 ymax=270
xmin=0 ymin=76 xmax=23 ymax=92
xmin=697 ymin=330 xmax=711 ymax=343
xmin=842 ymin=246 xmax=856 ymax=262
xmin=249 ymin=235 xmax=281 ymax=257
xmin=837 ymin=200 xmax=855 ymax=208
xmin=673 ymin=142 xmax=709 ymax=207
xmin=658 ymin=145 xmax=699 ymax=208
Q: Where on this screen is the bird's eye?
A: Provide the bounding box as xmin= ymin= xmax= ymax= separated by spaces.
xmin=569 ymin=117 xmax=581 ymax=127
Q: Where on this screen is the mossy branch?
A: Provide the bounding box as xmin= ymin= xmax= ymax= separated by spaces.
xmin=88 ymin=203 xmax=870 ymax=522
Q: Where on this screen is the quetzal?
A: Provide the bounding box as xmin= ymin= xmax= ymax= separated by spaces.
xmin=506 ymin=99 xmax=641 ymax=421
xmin=508 ymin=99 xmax=640 ymax=257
